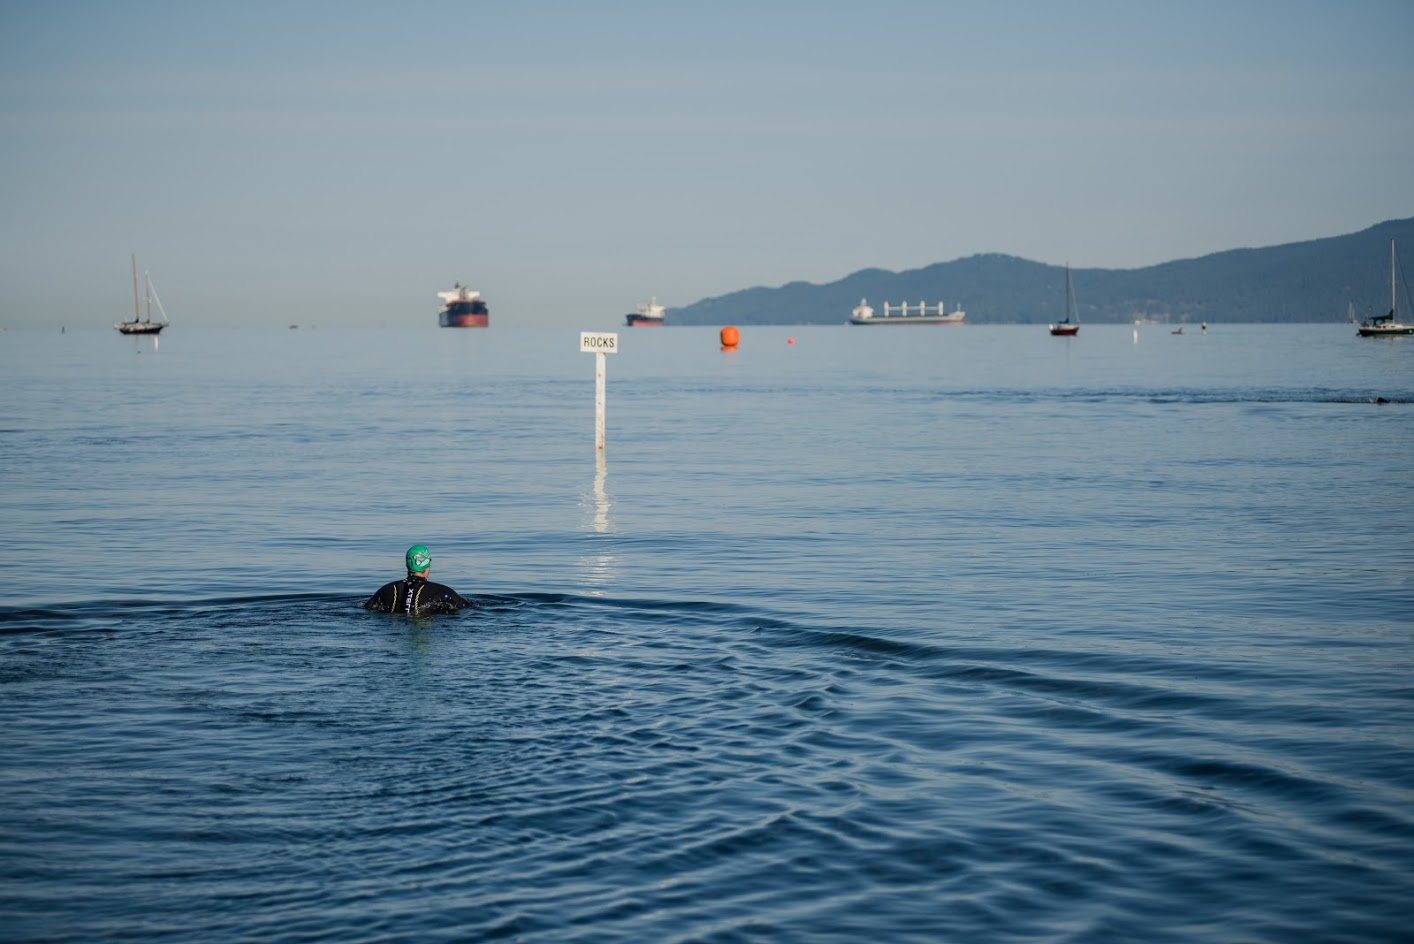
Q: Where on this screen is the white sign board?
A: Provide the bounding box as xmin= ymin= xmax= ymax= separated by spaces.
xmin=579 ymin=331 xmax=619 ymax=354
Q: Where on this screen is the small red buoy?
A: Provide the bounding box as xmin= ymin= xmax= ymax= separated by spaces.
xmin=786 ymin=337 xmax=794 ymax=345
xmin=720 ymin=325 xmax=739 ymax=348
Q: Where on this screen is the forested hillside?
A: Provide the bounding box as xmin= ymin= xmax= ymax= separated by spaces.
xmin=669 ymin=218 xmax=1414 ymax=325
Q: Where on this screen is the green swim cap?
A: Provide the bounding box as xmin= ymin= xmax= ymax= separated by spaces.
xmin=406 ymin=544 xmax=432 ymax=572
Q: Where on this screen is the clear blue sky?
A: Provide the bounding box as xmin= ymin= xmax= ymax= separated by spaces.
xmin=2 ymin=0 xmax=1411 ymax=328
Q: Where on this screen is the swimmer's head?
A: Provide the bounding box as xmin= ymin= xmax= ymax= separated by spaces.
xmin=406 ymin=544 xmax=432 ymax=574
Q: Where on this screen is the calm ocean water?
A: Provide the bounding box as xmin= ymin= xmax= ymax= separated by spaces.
xmin=2 ymin=323 xmax=1411 ymax=943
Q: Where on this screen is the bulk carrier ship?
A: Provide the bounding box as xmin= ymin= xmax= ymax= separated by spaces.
xmin=849 ymin=299 xmax=965 ymax=325
xmin=437 ymin=283 xmax=490 ymax=327
xmin=625 ymin=298 xmax=666 ymax=327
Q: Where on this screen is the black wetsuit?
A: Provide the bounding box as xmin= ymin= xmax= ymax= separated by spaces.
xmin=363 ymin=575 xmax=472 ymax=615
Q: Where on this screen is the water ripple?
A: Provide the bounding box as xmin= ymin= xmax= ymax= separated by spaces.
xmin=2 ymin=588 xmax=1411 ymax=943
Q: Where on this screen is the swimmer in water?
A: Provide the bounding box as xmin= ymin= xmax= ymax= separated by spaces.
xmin=363 ymin=544 xmax=473 ymax=615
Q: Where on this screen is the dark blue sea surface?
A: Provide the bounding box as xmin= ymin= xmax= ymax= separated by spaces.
xmin=2 ymin=324 xmax=1412 ymax=942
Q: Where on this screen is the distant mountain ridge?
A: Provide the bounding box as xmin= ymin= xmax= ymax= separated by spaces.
xmin=668 ymin=217 xmax=1414 ymax=325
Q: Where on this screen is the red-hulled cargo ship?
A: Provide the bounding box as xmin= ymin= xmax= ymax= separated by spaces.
xmin=625 ymin=298 xmax=665 ymax=327
xmin=438 ymin=283 xmax=490 ymax=327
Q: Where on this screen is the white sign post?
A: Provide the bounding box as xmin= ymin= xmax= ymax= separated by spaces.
xmin=579 ymin=331 xmax=618 ymax=458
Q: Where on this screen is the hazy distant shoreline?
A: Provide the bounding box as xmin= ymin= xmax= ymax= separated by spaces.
xmin=671 ymin=217 xmax=1414 ymax=327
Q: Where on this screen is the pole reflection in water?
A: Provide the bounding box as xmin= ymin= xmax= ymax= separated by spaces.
xmin=578 ymin=458 xmax=617 ymax=590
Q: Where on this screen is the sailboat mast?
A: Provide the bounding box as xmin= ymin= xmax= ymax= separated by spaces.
xmin=1392 ymin=239 xmax=1397 ymax=316
xmin=145 ymin=271 xmax=151 ymax=323
xmin=131 ymin=254 xmax=140 ymax=323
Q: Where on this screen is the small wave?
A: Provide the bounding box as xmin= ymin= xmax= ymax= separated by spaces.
xmin=920 ymin=387 xmax=1414 ymax=405
xmin=0 ymin=591 xmax=535 ymax=638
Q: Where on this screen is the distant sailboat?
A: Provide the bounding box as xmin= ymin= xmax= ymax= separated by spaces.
xmin=1356 ymin=239 xmax=1414 ymax=336
xmin=116 ymin=255 xmax=170 ymax=335
xmin=1049 ymin=265 xmax=1080 ymax=336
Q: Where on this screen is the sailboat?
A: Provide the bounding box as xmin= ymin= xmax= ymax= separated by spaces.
xmin=1049 ymin=264 xmax=1080 ymax=336
xmin=115 ymin=255 xmax=170 ymax=335
xmin=1357 ymin=239 xmax=1413 ymax=336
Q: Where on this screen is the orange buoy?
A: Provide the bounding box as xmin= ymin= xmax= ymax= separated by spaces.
xmin=720 ymin=325 xmax=739 ymax=348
